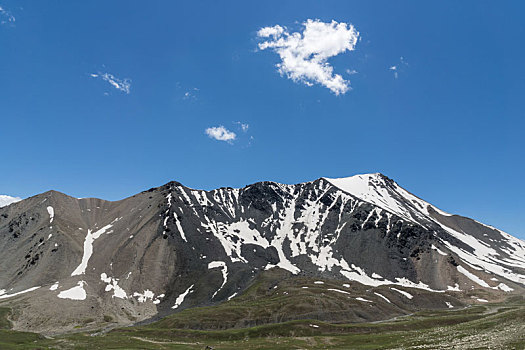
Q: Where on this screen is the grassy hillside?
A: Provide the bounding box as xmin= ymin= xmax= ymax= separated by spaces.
xmin=0 ymin=296 xmax=523 ymax=349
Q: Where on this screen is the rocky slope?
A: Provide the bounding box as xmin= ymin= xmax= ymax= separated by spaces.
xmin=0 ymin=173 xmax=523 ymax=333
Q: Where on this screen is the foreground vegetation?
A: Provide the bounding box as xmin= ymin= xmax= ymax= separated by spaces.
xmin=0 ymin=297 xmax=523 ymax=349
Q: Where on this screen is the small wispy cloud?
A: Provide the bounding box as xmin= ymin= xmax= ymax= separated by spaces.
xmin=389 ymin=65 xmax=398 ymax=79
xmin=90 ymin=72 xmax=131 ymax=94
xmin=205 ymin=126 xmax=236 ymax=143
xmin=0 ymin=195 xmax=21 ymax=208
xmin=389 ymin=56 xmax=408 ymax=79
xmin=257 ymin=19 xmax=359 ymax=95
xmin=346 ymin=69 xmax=358 ymax=75
xmin=235 ymin=121 xmax=249 ymax=132
xmin=183 ymin=87 xmax=199 ymax=100
xmin=0 ymin=5 xmax=15 ymax=25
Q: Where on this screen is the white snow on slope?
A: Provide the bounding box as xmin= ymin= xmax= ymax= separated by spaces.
xmin=496 ymin=283 xmax=513 ymax=292
xmin=457 ymin=266 xmax=490 ymax=288
xmin=190 ymin=181 xmax=437 ymax=290
xmin=201 ymin=218 xmax=274 ymax=263
xmin=57 ymin=281 xmax=86 ymax=300
xmin=327 ymin=288 xmax=351 ymax=295
xmin=227 ymin=292 xmax=238 ymax=301
xmin=0 ymin=286 xmax=40 ymax=299
xmin=441 ymin=229 xmax=525 ymax=285
xmin=447 ymin=284 xmax=461 ymax=292
xmin=47 ymin=206 xmax=54 ymax=223
xmin=390 ymin=287 xmax=413 ymax=299
xmin=162 ymin=193 xmax=172 ymax=236
xmin=324 ymin=174 xmax=427 ymax=223
xmin=475 ymin=221 xmax=525 ymax=264
xmin=173 ymin=211 xmax=187 ymax=242
xmin=49 ymin=282 xmax=59 ymax=291
xmin=201 ymin=187 xmax=448 ymax=292
xmin=71 ymin=218 xmax=119 ymax=276
xmin=164 ymin=193 xmax=188 ymax=242
xmin=0 ymin=195 xmax=21 ymax=207
xmin=431 ymin=244 xmax=447 ymax=256
xmin=172 ymin=284 xmax=194 ymax=309
xmin=208 ymin=261 xmax=228 ymax=299
xmin=101 ymin=273 xmax=127 ymax=299
xmin=355 ymin=297 xmax=372 ymax=303
xmin=178 ymin=175 xmax=524 ymax=293
xmin=153 ymin=294 xmax=165 ymax=304
xmin=133 ymin=290 xmax=155 ymax=302
xmin=326 ymin=173 xmax=525 ymax=286
xmin=374 ymin=292 xmax=391 ymax=303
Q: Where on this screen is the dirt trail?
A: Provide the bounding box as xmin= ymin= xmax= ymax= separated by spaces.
xmin=132 ymin=336 xmax=199 ymax=345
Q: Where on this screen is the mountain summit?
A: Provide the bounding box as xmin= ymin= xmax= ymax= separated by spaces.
xmin=0 ymin=174 xmax=523 ymax=333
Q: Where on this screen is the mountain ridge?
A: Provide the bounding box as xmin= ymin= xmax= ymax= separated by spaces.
xmin=0 ymin=173 xmax=523 ymax=334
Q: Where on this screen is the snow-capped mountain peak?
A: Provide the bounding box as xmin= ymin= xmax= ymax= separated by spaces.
xmin=324 ymin=173 xmax=450 ymax=224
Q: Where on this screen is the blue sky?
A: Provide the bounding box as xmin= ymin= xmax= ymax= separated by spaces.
xmin=1 ymin=1 xmax=524 ymax=239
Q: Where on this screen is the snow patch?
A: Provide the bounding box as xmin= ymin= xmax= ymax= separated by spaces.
xmin=47 ymin=206 xmax=54 ymax=223
xmin=457 ymin=266 xmax=490 ymax=288
xmin=355 ymin=297 xmax=372 ymax=303
xmin=496 ymin=283 xmax=513 ymax=292
xmin=327 ymin=288 xmax=351 ymax=295
xmin=447 ymin=284 xmax=461 ymax=292
xmin=390 ymin=287 xmax=413 ymax=299
xmin=100 ymin=273 xmax=127 ymax=299
xmin=172 ymin=285 xmax=194 ymax=309
xmin=374 ymin=292 xmax=391 ymax=303
xmin=0 ymin=286 xmax=40 ymax=299
xmin=71 ymin=218 xmax=119 ymax=276
xmin=173 ymin=212 xmax=187 ymax=242
xmin=133 ymin=290 xmax=155 ymax=303
xmin=431 ymin=244 xmax=447 ymax=256
xmin=57 ymin=281 xmax=86 ymax=300
xmin=208 ymin=261 xmax=228 ymax=299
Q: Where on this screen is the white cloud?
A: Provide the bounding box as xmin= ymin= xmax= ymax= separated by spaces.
xmin=0 ymin=6 xmax=15 ymax=25
xmin=90 ymin=72 xmax=131 ymax=94
xmin=257 ymin=19 xmax=359 ymax=95
xmin=0 ymin=195 xmax=21 ymax=208
xmin=258 ymin=25 xmax=284 ymax=38
xmin=205 ymin=126 xmax=236 ymax=143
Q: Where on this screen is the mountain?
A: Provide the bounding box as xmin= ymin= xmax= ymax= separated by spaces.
xmin=0 ymin=173 xmax=524 ymax=334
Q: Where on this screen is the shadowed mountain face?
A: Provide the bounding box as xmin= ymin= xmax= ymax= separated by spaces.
xmin=0 ymin=174 xmax=524 ymax=333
